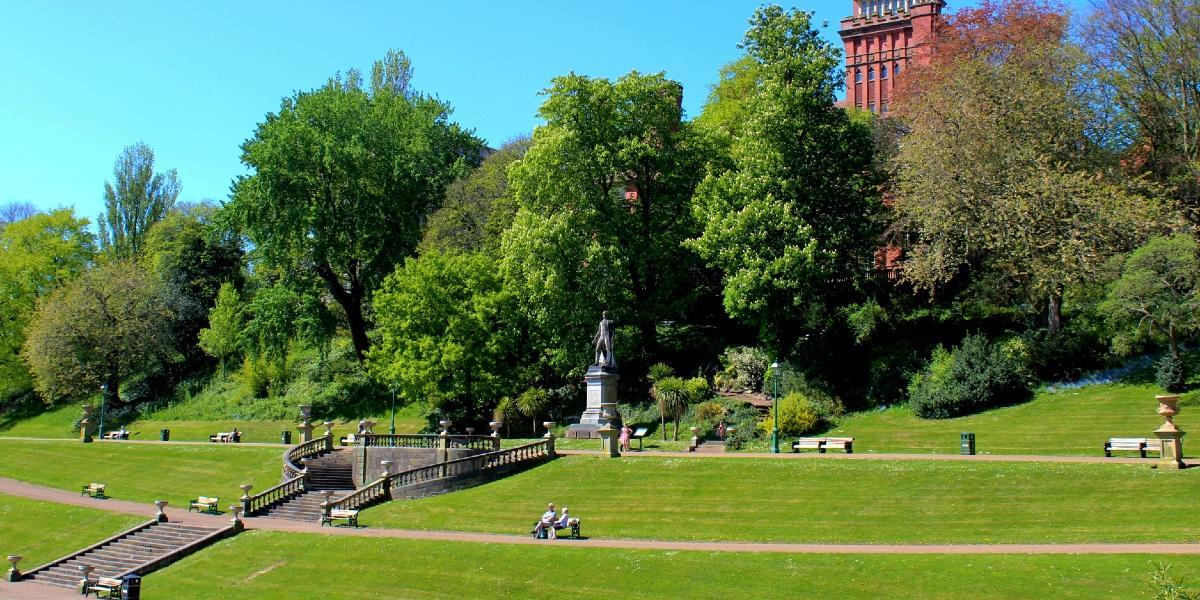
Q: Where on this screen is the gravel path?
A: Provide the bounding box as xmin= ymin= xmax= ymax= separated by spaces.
xmin=4 ymin=476 xmax=1199 ymax=555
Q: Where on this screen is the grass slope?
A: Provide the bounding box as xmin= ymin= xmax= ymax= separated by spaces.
xmin=0 ymin=493 xmax=145 ymax=567
xmin=818 ymin=382 xmax=1185 ymax=455
xmin=364 ymin=455 xmax=1198 ymax=544
xmin=147 ymin=530 xmax=1200 ymax=599
xmin=0 ymin=439 xmax=280 ymax=508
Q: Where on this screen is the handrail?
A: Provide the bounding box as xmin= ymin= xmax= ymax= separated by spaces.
xmin=331 ymin=439 xmax=550 ymax=513
xmin=283 ymin=434 xmax=333 ymax=480
xmin=244 ymin=474 xmax=306 ymax=516
xmin=356 ymin=433 xmax=499 ymax=451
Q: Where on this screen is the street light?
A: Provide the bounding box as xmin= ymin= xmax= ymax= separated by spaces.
xmin=98 ymin=384 xmax=107 ymax=440
xmin=770 ymin=361 xmax=781 ymax=454
xmin=389 ymin=387 xmax=397 ymax=435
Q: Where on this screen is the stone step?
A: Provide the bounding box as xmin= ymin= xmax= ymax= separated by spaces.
xmin=28 ymin=521 xmax=225 ymax=588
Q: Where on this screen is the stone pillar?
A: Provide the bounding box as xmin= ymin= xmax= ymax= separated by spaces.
xmin=239 ymin=484 xmax=253 ymax=514
xmin=490 ymin=421 xmax=503 ymax=451
xmin=322 ymin=420 xmax=334 ymax=439
xmin=598 ymin=424 xmax=619 ymax=458
xmin=380 ymin=459 xmax=395 ymax=480
xmin=689 ymin=427 xmax=700 ymax=452
xmin=5 ymin=555 xmax=21 ymax=582
xmin=568 ymin=365 xmax=620 ymax=439
xmin=228 ymin=505 xmax=244 ymax=532
xmin=298 ymin=405 xmax=314 ymax=443
xmin=80 ymin=404 xmax=94 ymax=443
xmin=1155 ymin=394 xmax=1186 ymax=470
xmin=77 ymin=564 xmax=95 ymax=595
xmin=438 ymin=420 xmax=452 ymax=464
xmin=543 ymin=421 xmax=557 ymax=456
xmin=154 ymin=500 xmax=169 ymax=523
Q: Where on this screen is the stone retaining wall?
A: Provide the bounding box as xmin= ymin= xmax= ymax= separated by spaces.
xmin=351 ymin=446 xmax=487 ymax=487
xmin=388 ymin=455 xmax=555 ymax=500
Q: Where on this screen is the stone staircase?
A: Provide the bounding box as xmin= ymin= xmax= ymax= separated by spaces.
xmin=256 ymin=449 xmax=355 ymax=522
xmin=694 ymin=440 xmax=727 ymax=454
xmin=26 ymin=521 xmax=226 ymax=588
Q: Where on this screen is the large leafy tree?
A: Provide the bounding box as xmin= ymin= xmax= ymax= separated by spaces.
xmin=99 ymin=142 xmax=180 ymax=258
xmin=691 ymin=6 xmax=880 ymax=351
xmin=0 ymin=209 xmax=94 ymax=401
xmin=230 ymin=51 xmax=480 ymax=360
xmin=502 ymin=71 xmax=713 ymax=382
xmin=22 ymin=260 xmax=173 ymax=407
xmin=370 ymin=252 xmax=520 ymax=423
xmin=890 ymin=0 xmax=1164 ymax=331
xmin=1100 ymin=235 xmax=1200 ymax=359
xmin=1087 ymin=0 xmax=1200 ymax=224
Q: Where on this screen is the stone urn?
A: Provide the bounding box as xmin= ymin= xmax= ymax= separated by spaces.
xmin=1157 ymin=395 xmax=1181 ymax=430
xmin=438 ymin=420 xmax=452 ymax=435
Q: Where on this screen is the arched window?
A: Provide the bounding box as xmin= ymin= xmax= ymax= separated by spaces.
xmin=881 ymin=65 xmax=889 ymax=79
xmin=894 ymin=62 xmax=902 ymax=75
xmin=855 ymin=70 xmax=862 ymax=83
xmin=868 ymin=68 xmax=875 ymax=81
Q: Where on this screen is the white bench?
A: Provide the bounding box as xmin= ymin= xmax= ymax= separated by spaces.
xmin=321 ymin=508 xmax=360 ymax=527
xmin=189 ymin=496 xmax=220 ymax=513
xmin=81 ymin=482 xmax=107 ymax=498
xmin=1104 ymin=437 xmax=1159 ymax=458
xmin=87 ymin=576 xmax=122 ymax=598
xmin=792 ymin=437 xmax=854 ymax=454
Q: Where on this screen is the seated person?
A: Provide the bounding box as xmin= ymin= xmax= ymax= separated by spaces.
xmin=554 ymin=507 xmax=579 ymax=531
xmin=531 ymin=502 xmax=557 ymax=538
xmin=230 ymin=427 xmax=240 ymax=442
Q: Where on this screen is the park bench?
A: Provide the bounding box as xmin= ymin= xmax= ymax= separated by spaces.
xmin=533 ymin=518 xmax=582 ymax=540
xmin=188 ymin=496 xmax=220 ymax=514
xmin=792 ymin=437 xmax=855 ymax=454
xmin=631 ymin=427 xmax=648 ymax=451
xmin=80 ymin=482 xmax=107 ymax=498
xmin=1104 ymin=437 xmax=1160 ymax=458
xmin=101 ymin=431 xmax=130 ymax=440
xmin=209 ymin=431 xmax=241 ymax=443
xmin=339 ymin=433 xmax=357 ymax=446
xmin=87 ymin=576 xmax=122 ymax=598
xmin=321 ymin=508 xmax=360 ymax=528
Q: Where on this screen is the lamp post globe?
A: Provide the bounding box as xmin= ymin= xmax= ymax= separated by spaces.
xmin=770 ymin=361 xmax=781 ymax=453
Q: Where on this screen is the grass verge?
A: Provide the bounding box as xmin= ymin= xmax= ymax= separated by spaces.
xmin=0 ymin=493 xmax=144 ymax=567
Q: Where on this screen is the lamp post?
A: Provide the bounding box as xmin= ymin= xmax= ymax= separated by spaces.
xmin=770 ymin=360 xmax=781 ymax=454
xmin=98 ymin=384 xmax=107 ymax=440
xmin=389 ymin=387 xmax=397 ymax=435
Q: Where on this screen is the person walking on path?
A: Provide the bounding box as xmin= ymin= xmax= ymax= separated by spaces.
xmin=620 ymin=423 xmax=632 ymax=452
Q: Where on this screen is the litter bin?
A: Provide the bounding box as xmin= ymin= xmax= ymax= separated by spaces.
xmin=960 ymin=432 xmax=976 ymax=455
xmin=159 ymin=429 xmax=170 ymax=442
xmin=121 ymin=574 xmax=141 ymax=600
xmin=281 ymin=430 xmax=292 ymax=445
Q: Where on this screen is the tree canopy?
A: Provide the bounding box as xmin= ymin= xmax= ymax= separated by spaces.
xmin=99 ymin=142 xmax=180 ymax=259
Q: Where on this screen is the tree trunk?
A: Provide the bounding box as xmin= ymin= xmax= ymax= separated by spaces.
xmin=315 ymin=261 xmax=371 ymax=361
xmin=673 ymin=416 xmax=680 ymax=441
xmin=660 ymin=412 xmax=666 ymax=441
xmin=1046 ymin=293 xmax=1063 ymax=334
xmin=105 ymin=372 xmax=120 ymax=408
xmin=1170 ymin=324 xmax=1179 ymax=359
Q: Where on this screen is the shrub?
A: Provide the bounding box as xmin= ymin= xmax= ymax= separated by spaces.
xmin=757 ymin=391 xmax=820 ymax=437
xmin=908 ymin=333 xmax=1031 ymax=419
xmin=693 ymin=401 xmax=727 ymax=424
xmin=719 ymin=346 xmax=770 ymax=392
xmin=617 ymin=402 xmax=660 ymax=427
xmin=1157 ymin=354 xmax=1187 ymax=393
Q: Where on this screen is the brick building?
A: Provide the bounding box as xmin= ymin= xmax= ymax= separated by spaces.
xmin=840 ymin=0 xmax=943 ymax=113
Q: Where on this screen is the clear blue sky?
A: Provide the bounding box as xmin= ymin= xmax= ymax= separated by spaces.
xmin=4 ymin=0 xmax=1076 ymax=219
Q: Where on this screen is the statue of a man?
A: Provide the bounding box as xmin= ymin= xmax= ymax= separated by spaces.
xmin=592 ymin=311 xmax=615 ymax=367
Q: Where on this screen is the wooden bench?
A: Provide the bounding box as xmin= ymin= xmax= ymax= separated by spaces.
xmin=209 ymin=431 xmax=241 ymax=443
xmin=1104 ymin=437 xmax=1159 ymax=458
xmin=321 ymin=508 xmax=359 ymax=528
xmin=189 ymin=496 xmax=220 ymax=514
xmin=87 ymin=576 xmax=122 ymax=598
xmin=631 ymin=427 xmax=648 ymax=451
xmin=80 ymin=482 xmax=107 ymax=498
xmin=792 ymin=437 xmax=855 ymax=454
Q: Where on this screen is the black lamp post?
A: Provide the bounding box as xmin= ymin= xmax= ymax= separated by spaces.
xmin=98 ymin=383 xmax=107 ymax=440
xmin=770 ymin=361 xmax=781 ymax=453
xmin=389 ymin=387 xmax=397 ymax=435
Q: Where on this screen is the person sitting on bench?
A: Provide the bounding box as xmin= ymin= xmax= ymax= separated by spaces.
xmin=554 ymin=507 xmax=580 ymax=537
xmin=531 ymin=503 xmax=557 ymax=539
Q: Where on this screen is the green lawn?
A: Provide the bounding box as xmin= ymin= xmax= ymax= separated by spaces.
xmin=0 ymin=493 xmax=145 ymax=567
xmin=145 ymin=530 xmax=1200 ymax=599
xmin=811 ymin=382 xmax=1186 ymax=455
xmin=0 ymin=438 xmax=281 ymax=509
xmin=364 ymin=454 xmax=1198 ymax=544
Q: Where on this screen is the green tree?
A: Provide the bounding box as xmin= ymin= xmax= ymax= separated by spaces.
xmin=891 ymin=0 xmax=1164 ymax=332
xmin=198 ymin=282 xmax=245 ymax=374
xmin=1100 ymin=235 xmax=1200 ymax=359
xmin=240 ymin=284 xmax=304 ymax=371
xmin=650 ymin=376 xmax=689 ymax=441
xmin=99 ymin=142 xmax=180 ymax=258
xmin=420 ymin=136 xmax=531 ymax=255
xmin=0 ymin=209 xmax=95 ymax=402
xmin=370 ymin=252 xmax=520 ymax=423
xmin=516 ymin=388 xmax=551 ymax=433
xmin=22 ymin=260 xmax=174 ymax=406
xmin=502 ymin=70 xmax=713 ymax=379
xmin=690 ymin=6 xmax=880 ymax=351
xmin=230 ymin=50 xmax=481 ymax=360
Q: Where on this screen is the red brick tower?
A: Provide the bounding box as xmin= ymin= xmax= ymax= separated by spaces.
xmin=840 ymin=0 xmax=944 ymax=113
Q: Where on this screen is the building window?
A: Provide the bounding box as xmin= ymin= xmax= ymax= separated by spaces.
xmin=894 ymin=62 xmax=902 ymax=75
xmin=881 ymin=101 xmax=889 ymax=113
xmin=868 ymin=102 xmax=876 ymax=113
xmin=881 ymin=65 xmax=889 ymax=79
xmin=868 ymin=68 xmax=875 ymax=81
xmin=855 ymin=70 xmax=862 ymax=83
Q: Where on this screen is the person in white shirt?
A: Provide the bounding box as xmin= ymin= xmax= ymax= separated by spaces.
xmin=532 ymin=503 xmax=557 ymax=539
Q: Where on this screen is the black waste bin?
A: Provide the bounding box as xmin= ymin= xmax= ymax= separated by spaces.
xmin=159 ymin=429 xmax=170 ymax=442
xmin=281 ymin=430 xmax=292 ymax=445
xmin=960 ymin=432 xmax=976 ymax=455
xmin=121 ymin=574 xmax=141 ymax=600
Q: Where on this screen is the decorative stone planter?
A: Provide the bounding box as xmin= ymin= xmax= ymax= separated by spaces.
xmin=542 ymin=422 xmax=557 ymax=438
xmin=154 ymin=500 xmax=169 ymax=523
xmin=6 ymin=555 xmax=21 ymax=582
xmin=489 ymin=421 xmax=502 ymax=436
xmin=438 ymin=420 xmax=452 ymax=435
xmin=239 ymin=484 xmax=253 ymax=500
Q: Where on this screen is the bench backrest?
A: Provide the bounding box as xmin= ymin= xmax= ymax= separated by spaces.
xmin=1109 ymin=437 xmax=1148 ymax=444
xmin=825 ymin=437 xmax=854 ymax=444
xmin=331 ymin=509 xmax=357 ymax=517
xmin=197 ymin=496 xmax=218 ymax=503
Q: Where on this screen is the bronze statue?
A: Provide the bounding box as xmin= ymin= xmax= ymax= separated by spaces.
xmin=592 ymin=311 xmax=615 ymax=367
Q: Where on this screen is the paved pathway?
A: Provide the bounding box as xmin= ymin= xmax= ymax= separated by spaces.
xmin=4 ymin=476 xmax=1200 ymax=556
xmin=558 ymin=448 xmax=1191 ymax=465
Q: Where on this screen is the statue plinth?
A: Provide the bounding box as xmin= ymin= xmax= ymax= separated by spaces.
xmin=567 ymin=365 xmax=621 ymax=439
xmin=1154 ymin=394 xmax=1185 ymax=470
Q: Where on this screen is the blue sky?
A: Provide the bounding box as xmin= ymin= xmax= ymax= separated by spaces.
xmin=1 ymin=0 xmax=1081 ymax=219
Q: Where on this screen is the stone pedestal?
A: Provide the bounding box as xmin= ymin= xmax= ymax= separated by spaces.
xmin=1155 ymin=394 xmax=1186 ymax=469
xmin=568 ymin=365 xmax=621 ymax=439
xmin=6 ymin=555 xmax=21 ymax=582
xmin=598 ymin=425 xmax=620 ymax=457
xmin=80 ymin=404 xmax=94 ymax=443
